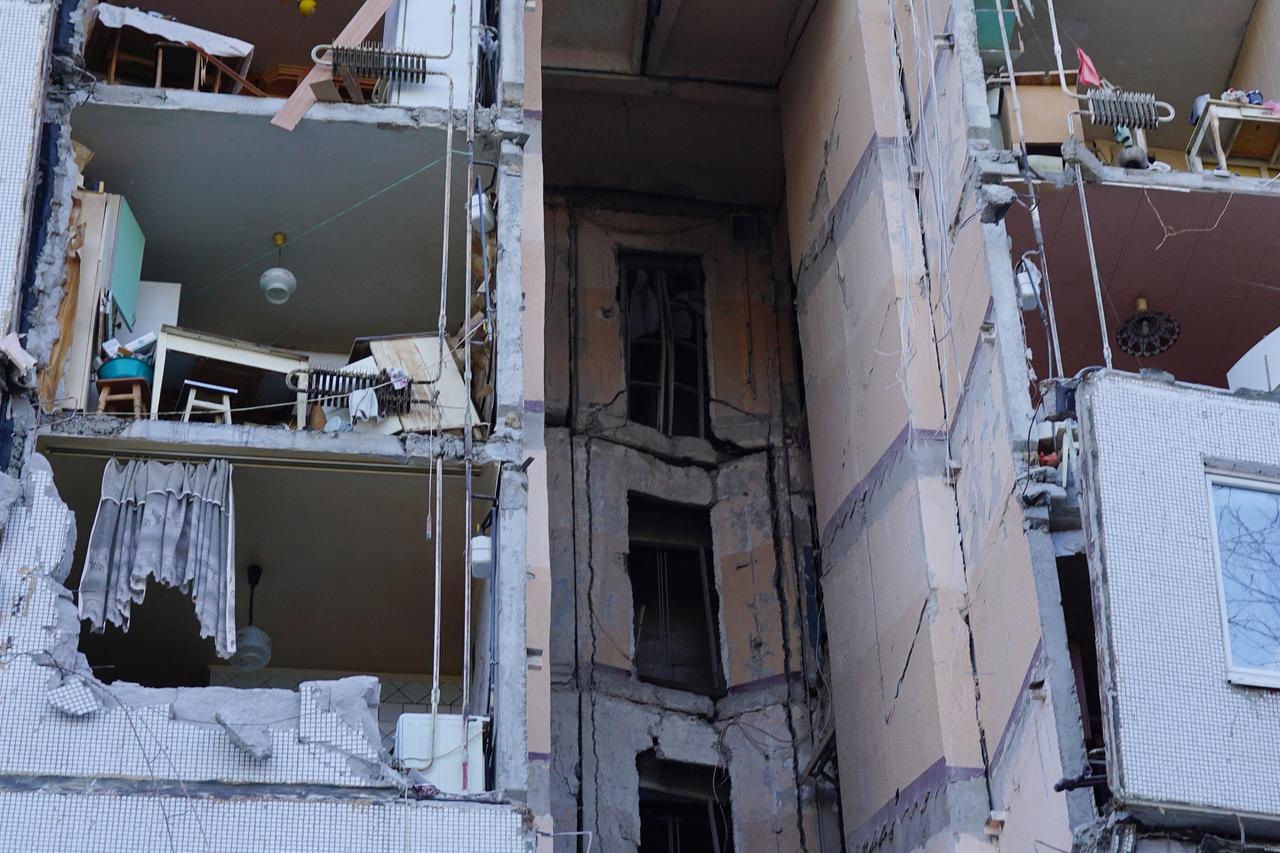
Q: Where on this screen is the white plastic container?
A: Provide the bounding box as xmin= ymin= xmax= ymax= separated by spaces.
xmin=470 ymin=534 xmax=492 ymax=578
xmin=395 ymin=713 xmax=488 ymax=793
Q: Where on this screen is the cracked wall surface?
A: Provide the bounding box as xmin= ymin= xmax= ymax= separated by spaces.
xmin=776 ymin=0 xmax=1087 ymax=849
xmin=543 ymin=191 xmax=819 ymax=851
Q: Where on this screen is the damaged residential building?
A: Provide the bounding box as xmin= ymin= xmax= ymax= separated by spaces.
xmin=535 ymin=0 xmax=1280 ymax=850
xmin=10 ymin=0 xmax=1280 ymax=851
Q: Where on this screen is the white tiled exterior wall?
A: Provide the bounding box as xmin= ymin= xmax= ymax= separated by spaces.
xmin=211 ymin=668 xmax=465 ymax=753
xmin=1079 ymin=371 xmax=1280 ymax=824
xmin=0 ymin=0 xmax=52 ymax=333
xmin=0 ymin=455 xmax=527 ymax=850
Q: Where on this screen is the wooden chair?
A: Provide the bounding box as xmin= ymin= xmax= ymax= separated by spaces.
xmin=181 ymin=380 xmax=237 ymax=424
xmin=96 ymin=377 xmax=149 ymax=417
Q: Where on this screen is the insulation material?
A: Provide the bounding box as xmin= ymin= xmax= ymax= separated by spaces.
xmin=1079 ymin=371 xmax=1280 ymax=825
xmin=90 ymin=4 xmax=254 ymax=62
xmin=0 ymin=1 xmax=53 ymax=336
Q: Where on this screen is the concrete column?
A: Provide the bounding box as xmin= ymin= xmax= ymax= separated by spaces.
xmin=498 ymin=0 xmax=525 ymax=112
xmin=495 ymin=139 xmax=526 ymax=427
xmin=495 ymin=464 xmax=529 ymax=797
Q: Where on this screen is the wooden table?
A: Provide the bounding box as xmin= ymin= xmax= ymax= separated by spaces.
xmin=150 ymin=326 xmax=309 ymax=426
xmin=1188 ymin=98 xmax=1280 ymax=175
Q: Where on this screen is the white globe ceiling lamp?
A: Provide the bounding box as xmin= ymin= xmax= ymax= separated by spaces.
xmin=230 ymin=564 xmax=272 ymax=671
xmin=259 ymin=232 xmax=297 ymax=305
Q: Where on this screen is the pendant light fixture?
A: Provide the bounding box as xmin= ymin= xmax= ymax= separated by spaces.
xmin=1116 ymin=295 xmax=1180 ymax=358
xmin=230 ymin=564 xmax=272 ymax=671
xmin=259 ymin=232 xmax=298 ymax=306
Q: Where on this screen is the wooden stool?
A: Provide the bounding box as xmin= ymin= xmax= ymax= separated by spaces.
xmin=181 ymin=380 xmax=237 ymax=424
xmin=96 ymin=378 xmax=149 ymax=417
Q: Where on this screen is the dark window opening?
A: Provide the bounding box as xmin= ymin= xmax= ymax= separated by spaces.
xmin=620 ymin=253 xmax=707 ymax=438
xmin=628 ymin=494 xmax=724 ymax=695
xmin=1057 ymin=553 xmax=1111 ymax=808
xmin=638 ymin=752 xmax=734 ymax=853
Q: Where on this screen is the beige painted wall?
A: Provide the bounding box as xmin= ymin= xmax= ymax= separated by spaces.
xmin=1232 ymin=0 xmax=1280 ymax=97
xmin=543 ymin=198 xmax=797 ymax=446
xmin=776 ymin=0 xmax=1072 ymax=847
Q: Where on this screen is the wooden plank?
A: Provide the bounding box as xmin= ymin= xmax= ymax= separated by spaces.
xmin=338 ymin=64 xmax=366 ymax=104
xmin=371 ymin=333 xmax=481 ymax=432
xmin=185 ymin=42 xmax=267 ymax=97
xmin=270 ymin=0 xmax=394 ymax=131
xmin=310 ymin=78 xmax=343 ymax=103
xmin=371 ymin=337 xmax=439 ymax=433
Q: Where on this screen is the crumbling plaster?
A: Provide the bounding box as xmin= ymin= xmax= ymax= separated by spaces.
xmin=542 ymin=196 xmax=799 ymax=453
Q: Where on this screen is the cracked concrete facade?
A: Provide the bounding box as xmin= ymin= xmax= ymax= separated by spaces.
xmin=9 ymin=0 xmax=1280 ymax=849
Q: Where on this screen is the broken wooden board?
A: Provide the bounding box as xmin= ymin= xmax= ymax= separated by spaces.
xmin=355 ymin=334 xmax=478 ymax=433
xmin=270 ymin=0 xmax=393 ymax=131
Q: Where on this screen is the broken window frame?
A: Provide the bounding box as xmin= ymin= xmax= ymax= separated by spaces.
xmin=618 ymin=252 xmax=708 ymax=438
xmin=1206 ymin=471 xmax=1280 ymax=689
xmin=627 ymin=495 xmax=724 ymax=696
xmin=637 ymin=751 xmax=735 ymax=853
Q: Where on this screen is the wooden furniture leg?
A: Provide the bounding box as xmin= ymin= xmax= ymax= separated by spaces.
xmin=108 ymin=29 xmax=122 ymax=83
xmin=182 ymin=388 xmax=196 ymax=422
xmin=1211 ymin=112 xmax=1230 ymax=173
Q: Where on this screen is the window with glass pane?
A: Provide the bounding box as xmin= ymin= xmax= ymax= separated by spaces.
xmin=620 ymin=253 xmax=707 ymax=438
xmin=1210 ymin=476 xmax=1280 ymax=682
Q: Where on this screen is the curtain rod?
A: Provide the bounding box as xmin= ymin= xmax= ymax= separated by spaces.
xmin=41 ymin=445 xmax=491 ymax=478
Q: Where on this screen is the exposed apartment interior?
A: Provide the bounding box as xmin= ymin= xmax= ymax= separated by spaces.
xmin=989 ymin=0 xmax=1280 ymax=388
xmin=10 ymin=0 xmax=526 ymax=809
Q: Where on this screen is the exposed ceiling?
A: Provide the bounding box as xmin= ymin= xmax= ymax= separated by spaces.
xmin=540 ymin=0 xmax=803 ymax=205
xmin=112 ymin=0 xmax=378 ymax=76
xmin=50 ymin=450 xmax=495 ymax=687
xmin=541 ymin=81 xmax=783 ymax=206
xmin=542 ymin=0 xmax=812 ymax=85
xmin=1006 ymin=184 xmax=1280 ymax=387
xmin=72 ymin=100 xmax=476 ymax=354
xmin=1013 ymin=0 xmax=1257 ymax=149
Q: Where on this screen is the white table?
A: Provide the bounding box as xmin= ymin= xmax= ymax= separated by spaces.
xmin=150 ymin=326 xmax=309 ymax=427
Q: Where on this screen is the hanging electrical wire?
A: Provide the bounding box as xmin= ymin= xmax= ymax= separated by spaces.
xmin=994 ymin=0 xmax=1065 ymax=378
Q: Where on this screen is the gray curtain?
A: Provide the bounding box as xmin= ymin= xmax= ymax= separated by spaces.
xmin=78 ymin=458 xmax=237 ymax=658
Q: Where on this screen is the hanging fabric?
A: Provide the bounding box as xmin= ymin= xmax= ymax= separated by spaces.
xmin=78 ymin=458 xmax=237 ymax=657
